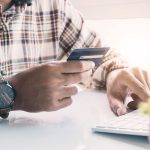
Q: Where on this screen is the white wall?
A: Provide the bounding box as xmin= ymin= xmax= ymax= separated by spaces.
xmin=70 ymin=0 xmax=150 ymax=68
xmin=86 ymin=19 xmax=150 ymax=68
xmin=71 ymin=0 xmax=150 ymax=19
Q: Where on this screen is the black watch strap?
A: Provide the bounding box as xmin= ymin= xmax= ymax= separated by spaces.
xmin=0 ymin=108 xmax=10 ymax=119
xmin=0 ymin=71 xmax=16 ymax=119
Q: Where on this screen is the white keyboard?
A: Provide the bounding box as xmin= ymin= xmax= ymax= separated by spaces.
xmin=92 ymin=110 xmax=150 ymax=136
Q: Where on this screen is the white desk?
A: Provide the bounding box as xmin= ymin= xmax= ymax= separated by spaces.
xmin=0 ymin=90 xmax=149 ymax=150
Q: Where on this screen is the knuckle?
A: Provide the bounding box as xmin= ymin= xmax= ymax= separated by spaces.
xmin=67 ymin=98 xmax=72 ymax=105
xmin=118 ymin=69 xmax=130 ymax=79
xmin=120 ymin=69 xmax=128 ymax=76
xmin=48 ymin=101 xmax=59 ymax=111
xmin=143 ymin=70 xmax=147 ymax=75
xmin=72 ymin=86 xmax=78 ymax=95
xmin=62 ymin=74 xmax=72 ymax=84
xmin=143 ymin=69 xmax=150 ymax=76
xmin=67 ymin=86 xmax=78 ymax=95
xmin=64 ymin=98 xmax=72 ymax=106
xmin=78 ymin=62 xmax=85 ymax=71
xmin=144 ymin=91 xmax=150 ymax=100
xmin=77 ymin=74 xmax=83 ymax=82
xmin=47 ymin=74 xmax=62 ymax=86
xmin=48 ymin=77 xmax=60 ymax=86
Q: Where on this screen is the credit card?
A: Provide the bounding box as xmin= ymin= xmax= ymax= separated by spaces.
xmin=67 ymin=47 xmax=110 ymax=66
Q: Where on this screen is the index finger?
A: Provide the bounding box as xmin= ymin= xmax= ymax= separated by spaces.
xmin=60 ymin=61 xmax=95 ymax=73
xmin=122 ymin=70 xmax=150 ymax=101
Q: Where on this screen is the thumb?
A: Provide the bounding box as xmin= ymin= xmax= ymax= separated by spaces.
xmin=109 ymin=97 xmax=127 ymax=116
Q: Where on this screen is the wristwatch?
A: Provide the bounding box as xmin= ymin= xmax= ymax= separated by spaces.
xmin=0 ymin=71 xmax=16 ymax=119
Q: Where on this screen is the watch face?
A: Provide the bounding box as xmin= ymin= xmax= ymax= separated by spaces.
xmin=0 ymin=82 xmax=15 ymax=109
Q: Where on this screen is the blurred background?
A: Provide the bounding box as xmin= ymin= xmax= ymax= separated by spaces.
xmin=72 ymin=0 xmax=150 ymax=19
xmin=71 ymin=0 xmax=150 ymax=68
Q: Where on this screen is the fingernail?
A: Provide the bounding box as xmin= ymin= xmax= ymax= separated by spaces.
xmin=117 ymin=107 xmax=127 ymax=116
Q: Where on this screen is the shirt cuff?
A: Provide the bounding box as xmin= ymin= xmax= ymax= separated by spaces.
xmin=92 ymin=48 xmax=128 ymax=89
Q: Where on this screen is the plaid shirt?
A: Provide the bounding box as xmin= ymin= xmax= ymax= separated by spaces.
xmin=0 ymin=0 xmax=127 ymax=88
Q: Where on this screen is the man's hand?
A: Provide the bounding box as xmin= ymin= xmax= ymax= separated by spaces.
xmin=106 ymin=67 xmax=150 ymax=116
xmin=8 ymin=61 xmax=94 ymax=112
